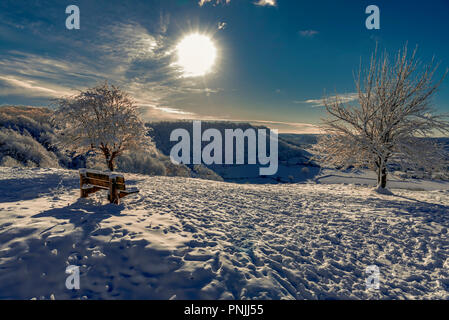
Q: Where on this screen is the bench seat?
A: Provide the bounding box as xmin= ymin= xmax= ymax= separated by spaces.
xmin=119 ymin=187 xmax=139 ymax=199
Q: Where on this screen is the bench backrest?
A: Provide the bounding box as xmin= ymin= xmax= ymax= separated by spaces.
xmin=80 ymin=170 xmax=126 ymax=190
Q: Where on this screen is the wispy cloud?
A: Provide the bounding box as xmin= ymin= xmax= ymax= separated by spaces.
xmin=248 ymin=119 xmax=322 ymax=134
xmin=138 ymin=103 xmax=198 ymax=121
xmin=299 ymin=30 xmax=319 ymax=38
xmin=301 ymin=93 xmax=359 ymax=107
xmin=96 ymin=23 xmax=159 ymax=63
xmin=198 ymin=0 xmax=231 ymax=6
xmin=254 ymin=0 xmax=277 ymax=6
xmin=0 ymin=50 xmax=103 ymax=99
xmin=0 ymin=75 xmax=74 ymax=97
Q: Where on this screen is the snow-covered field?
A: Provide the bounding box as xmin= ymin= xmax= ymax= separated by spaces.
xmin=316 ymin=168 xmax=449 ymax=191
xmin=1 ymin=167 xmax=449 ymax=300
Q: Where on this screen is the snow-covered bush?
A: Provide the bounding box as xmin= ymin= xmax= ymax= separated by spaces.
xmin=431 ymin=172 xmax=449 ymax=181
xmin=0 ymin=106 xmax=84 ymax=168
xmin=0 ymin=106 xmax=53 ymax=142
xmin=116 ymin=151 xmax=166 ymax=176
xmin=0 ymin=128 xmax=59 ymax=168
xmin=192 ymin=164 xmax=224 ymax=181
xmin=163 ymin=160 xmax=191 ymax=177
xmin=0 ymin=156 xmax=24 ymax=167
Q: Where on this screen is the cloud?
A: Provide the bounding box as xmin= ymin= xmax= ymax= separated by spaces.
xmin=96 ymin=23 xmax=159 ymax=63
xmin=254 ymin=0 xmax=277 ymax=6
xmin=301 ymin=93 xmax=359 ymax=107
xmin=169 ymin=116 xmax=323 ymax=134
xmin=0 ymin=51 xmax=109 ymax=81
xmin=155 ymin=106 xmax=194 ymax=115
xmin=0 ymin=49 xmax=100 ymax=99
xmin=0 ymin=50 xmax=115 ymax=101
xmin=198 ymin=0 xmax=231 ymax=6
xmin=299 ymin=30 xmax=319 ymax=38
xmin=248 ymin=119 xmax=322 ymax=134
xmin=0 ymin=75 xmax=74 ymax=98
xmin=218 ymin=22 xmax=227 ymax=30
xmin=138 ymin=103 xmax=198 ymax=121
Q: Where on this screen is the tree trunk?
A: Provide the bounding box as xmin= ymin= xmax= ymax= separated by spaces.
xmin=380 ymin=166 xmax=387 ymax=189
xmin=107 ymin=159 xmax=114 ymax=171
xmin=377 ymin=165 xmax=387 ymax=188
xmin=102 ymin=148 xmax=115 ymax=171
xmin=376 ymin=155 xmax=388 ymax=189
xmin=107 ymin=153 xmax=118 ymax=172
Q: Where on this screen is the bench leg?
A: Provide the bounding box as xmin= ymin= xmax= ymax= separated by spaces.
xmin=109 ymin=178 xmax=120 ymax=205
xmin=80 ymin=174 xmax=87 ymax=198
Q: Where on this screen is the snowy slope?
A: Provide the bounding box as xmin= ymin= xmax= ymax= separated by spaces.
xmin=316 ymin=168 xmax=449 ymax=191
xmin=1 ymin=167 xmax=449 ymax=300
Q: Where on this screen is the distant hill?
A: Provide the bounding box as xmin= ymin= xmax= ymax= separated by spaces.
xmin=146 ymin=121 xmax=320 ymax=184
xmin=279 ymin=133 xmax=320 ymax=148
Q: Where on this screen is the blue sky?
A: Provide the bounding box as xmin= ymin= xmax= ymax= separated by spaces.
xmin=1 ymin=0 xmax=448 ymax=133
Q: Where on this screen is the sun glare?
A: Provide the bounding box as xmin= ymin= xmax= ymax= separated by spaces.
xmin=176 ymin=33 xmax=217 ymax=77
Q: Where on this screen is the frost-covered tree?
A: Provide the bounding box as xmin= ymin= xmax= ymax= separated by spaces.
xmin=53 ymin=82 xmax=151 ymax=171
xmin=313 ymin=45 xmax=449 ymax=190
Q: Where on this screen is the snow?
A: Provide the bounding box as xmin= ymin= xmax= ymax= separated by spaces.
xmin=316 ymin=168 xmax=449 ymax=191
xmin=1 ymin=167 xmax=449 ymax=299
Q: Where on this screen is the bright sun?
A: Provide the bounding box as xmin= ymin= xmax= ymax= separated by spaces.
xmin=176 ymin=33 xmax=217 ymax=77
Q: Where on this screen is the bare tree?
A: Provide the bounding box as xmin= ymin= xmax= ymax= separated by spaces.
xmin=313 ymin=45 xmax=449 ymax=190
xmin=53 ymin=82 xmax=151 ymax=171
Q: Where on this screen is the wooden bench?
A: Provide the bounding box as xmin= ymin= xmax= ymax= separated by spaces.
xmin=79 ymin=169 xmax=139 ymax=204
